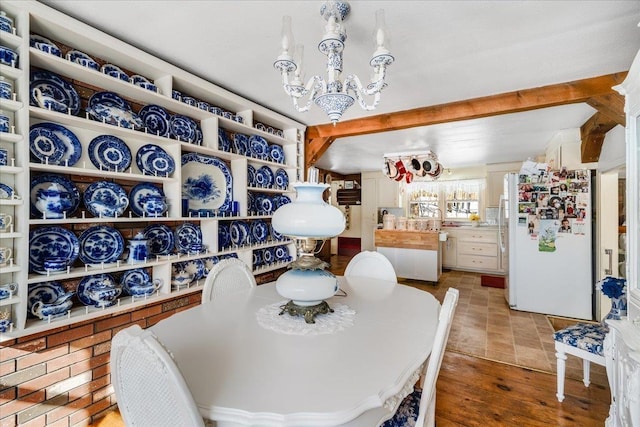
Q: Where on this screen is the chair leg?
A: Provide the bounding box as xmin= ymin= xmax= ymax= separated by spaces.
xmin=555 ymin=350 xmax=567 ymax=402
xmin=582 ymin=358 xmax=591 ymax=388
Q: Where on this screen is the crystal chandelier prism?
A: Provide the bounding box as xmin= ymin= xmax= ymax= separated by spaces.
xmin=274 ymin=1 xmax=394 ymax=124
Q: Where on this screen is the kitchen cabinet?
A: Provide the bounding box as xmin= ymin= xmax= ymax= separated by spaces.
xmin=375 ymin=229 xmax=441 ymax=282
xmin=361 ymin=172 xmax=400 ymax=251
xmin=441 ymin=227 xmax=503 ymax=274
xmin=0 ymin=0 xmax=305 ymax=340
xmin=442 ymin=232 xmax=457 ymax=268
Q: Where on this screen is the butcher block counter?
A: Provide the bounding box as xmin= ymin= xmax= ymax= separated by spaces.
xmin=375 ymin=230 xmax=442 ymax=282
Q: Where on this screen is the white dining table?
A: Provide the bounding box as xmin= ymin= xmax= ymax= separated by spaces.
xmin=150 ymin=276 xmax=441 ymax=427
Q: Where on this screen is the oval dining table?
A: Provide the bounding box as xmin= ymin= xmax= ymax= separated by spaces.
xmin=150 ymin=275 xmax=441 ymax=427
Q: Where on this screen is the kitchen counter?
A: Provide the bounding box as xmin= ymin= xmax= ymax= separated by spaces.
xmin=374 ymin=229 xmax=442 ymax=282
xmin=374 ymin=229 xmax=440 ymax=250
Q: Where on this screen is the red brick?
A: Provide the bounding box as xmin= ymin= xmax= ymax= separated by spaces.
xmin=69 ymin=330 xmax=111 ymax=352
xmin=145 ymin=310 xmax=174 ymax=327
xmin=0 ymin=386 xmax=16 ymax=401
xmin=94 ymin=313 xmax=132 ymax=333
xmin=16 ymin=325 xmax=67 ymax=343
xmin=0 ymin=359 xmax=15 ymax=377
xmin=1 ymin=338 xmax=46 ymax=360
xmin=18 ymin=414 xmax=46 ymax=427
xmin=17 ymin=345 xmax=69 ymax=370
xmin=67 ymin=375 xmax=109 ymax=401
xmin=92 ymin=341 xmax=111 ymax=357
xmin=0 ymin=415 xmax=17 ymax=427
xmin=46 ymin=394 xmax=91 ymax=424
xmin=0 ymin=389 xmax=44 ymax=417
xmin=47 ymin=347 xmax=91 ymax=372
xmin=70 ymin=352 xmax=110 ymax=377
xmin=130 ymin=304 xmax=162 ymax=321
xmin=92 ymin=363 xmax=110 ymax=380
xmin=69 ymin=396 xmax=110 ymax=425
xmin=18 ymin=368 xmax=70 ymax=398
xmin=91 ymin=384 xmax=114 ymax=403
xmin=47 ymin=325 xmax=93 ymax=348
xmin=45 ymin=417 xmax=68 ymax=427
xmin=112 ymin=320 xmax=145 ymax=337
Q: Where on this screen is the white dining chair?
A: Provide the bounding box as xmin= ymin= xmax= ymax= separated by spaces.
xmin=344 ymin=251 xmax=397 ymax=282
xmin=381 ymin=287 xmax=459 ymax=427
xmin=110 ymin=324 xmax=208 ymax=427
xmin=201 ymin=258 xmax=256 ymax=303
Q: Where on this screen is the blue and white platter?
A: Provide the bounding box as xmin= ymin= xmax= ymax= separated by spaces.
xmin=143 ymin=224 xmax=175 ymax=256
xmin=135 ymin=144 xmax=175 ymax=177
xmin=218 ymin=128 xmax=231 ymax=152
xmin=269 ymin=144 xmax=285 ymax=164
xmin=0 ymin=183 xmax=14 ymax=199
xmin=230 ymin=220 xmax=250 ymax=246
xmin=233 ymin=133 xmax=249 ymax=156
xmin=169 ymin=114 xmax=198 ymax=143
xmin=249 ymin=135 xmax=269 ymax=160
xmin=251 ymin=219 xmax=269 ymax=243
xmin=27 ymin=281 xmax=66 ymax=316
xmin=86 ymin=91 xmax=143 ymax=129
xmin=139 ymin=104 xmax=170 ymax=137
xmin=30 ymin=70 xmax=80 ymax=115
xmin=83 ymin=181 xmax=129 ymax=218
xmin=120 ymin=268 xmax=156 ymax=296
xmin=78 ymin=225 xmax=124 ymax=266
xmin=30 ymin=122 xmax=82 ymax=167
xmin=88 ymin=91 xmax=129 ymax=110
xmin=88 ymin=135 xmax=132 ymax=172
xmin=129 ymin=183 xmax=166 ymax=217
xmin=255 ymin=166 xmax=274 ymax=188
xmin=29 ymin=226 xmax=80 ymax=274
xmin=30 ymin=174 xmax=80 ymax=219
xmin=274 ymin=168 xmax=289 ymax=190
xmin=175 ymin=223 xmax=202 ymax=254
xmin=247 ymin=164 xmax=257 ymax=187
xmin=181 ymin=152 xmax=233 ymax=216
xmin=65 ymin=50 xmax=99 ymax=70
xmin=218 ymin=223 xmax=231 ymax=249
xmin=77 ymin=274 xmax=120 ymax=307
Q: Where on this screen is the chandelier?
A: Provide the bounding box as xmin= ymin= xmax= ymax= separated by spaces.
xmin=273 ymin=1 xmax=394 ymax=124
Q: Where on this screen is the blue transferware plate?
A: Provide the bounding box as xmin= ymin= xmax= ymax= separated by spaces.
xmin=175 ymin=223 xmax=202 ymax=253
xmin=129 ymin=183 xmax=166 ymax=217
xmin=169 ymin=114 xmax=198 ymax=143
xmin=27 ymin=281 xmax=66 ymax=317
xmin=218 ymin=128 xmax=231 ymax=152
xmin=30 ymin=34 xmax=54 ymax=47
xmin=65 ymin=49 xmax=99 ymax=70
xmin=29 ymin=226 xmax=80 ymax=274
xmin=269 ymin=144 xmax=285 ymax=164
xmin=143 ymin=224 xmax=175 ymax=256
xmin=203 ymin=256 xmax=220 ymax=274
xmin=29 ymin=70 xmax=80 ymax=115
xmin=233 ymin=133 xmax=249 ymax=156
xmin=221 ymin=253 xmax=238 ymax=260
xmin=263 ymin=247 xmax=275 ymax=264
xmin=32 ymin=123 xmax=82 ymax=167
xmin=256 ymin=166 xmax=274 ymax=188
xmin=251 ymin=219 xmax=269 ymax=243
xmin=218 ymin=222 xmax=231 ymax=249
xmin=88 ymin=91 xmax=129 ymax=110
xmin=139 ymin=104 xmax=170 ymax=137
xmin=88 ymin=135 xmax=132 ymax=172
xmin=135 ymin=144 xmax=175 ymax=177
xmin=29 ymin=125 xmax=66 ymax=164
xmin=253 ymin=250 xmax=262 ymax=268
xmin=274 ymin=245 xmax=291 ymax=261
xmin=83 ymin=181 xmax=129 ymax=218
xmin=194 ymin=125 xmax=203 ymax=146
xmin=101 ymin=64 xmax=130 ymax=82
xmin=77 ymin=274 xmax=120 ymax=307
xmin=0 ymin=183 xmax=14 ymax=199
xmin=86 ymin=91 xmax=143 ymax=129
xmin=247 ymin=192 xmax=256 ymax=213
xmin=249 ymin=135 xmax=269 ymax=160
xmin=184 ymin=258 xmax=206 ymax=281
xmin=259 ymin=195 xmax=273 ymax=214
xmin=78 ymin=225 xmax=124 ymax=266
xmin=30 ymin=174 xmax=80 ymax=219
xmin=230 ymin=220 xmax=250 ymax=246
xmin=181 ymin=152 xmax=233 ymax=216
xmin=120 ymin=269 xmax=156 ymax=296
xmin=273 ymin=194 xmax=292 ymax=210
xmin=274 ymin=168 xmax=289 ymax=190
xmin=247 ymin=164 xmax=257 ymax=187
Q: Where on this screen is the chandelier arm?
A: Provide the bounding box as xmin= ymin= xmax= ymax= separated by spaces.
xmin=288 ymin=75 xmax=326 ymax=113
xmin=344 ymin=74 xmax=383 ymax=111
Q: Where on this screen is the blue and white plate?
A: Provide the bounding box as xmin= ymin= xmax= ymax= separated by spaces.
xmin=77 ymin=274 xmax=119 ymax=307
xmin=252 ymin=250 xmax=262 ymax=268
xmin=120 ymin=269 xmax=156 ymax=296
xmin=181 ymin=153 xmax=233 ymax=216
xmin=247 ymin=192 xmax=256 ymax=213
xmin=30 ymin=70 xmax=80 ymax=115
xmin=143 ymin=224 xmax=175 ymax=256
xmin=27 ymin=281 xmax=66 ymax=316
xmin=230 ymin=220 xmax=250 ymax=246
xmin=88 ymin=135 xmax=132 ymax=172
xmin=203 ymin=256 xmax=220 ymax=273
xmin=0 ymin=183 xmax=14 ymax=199
xmin=263 ymin=247 xmax=275 ymax=264
xmin=29 ymin=125 xmax=66 ymax=164
xmin=273 ymin=194 xmax=292 ymax=209
xmin=30 ymin=123 xmax=82 ymax=167
xmin=247 ymin=164 xmax=257 ymax=187
xmin=88 ymin=91 xmax=129 ymax=110
xmin=83 ymin=181 xmax=129 ymax=218
xmin=175 ymin=223 xmax=202 ymax=253
xmin=87 ymin=91 xmax=142 ymax=129
xmin=79 ymin=226 xmax=124 ymax=266
xmin=139 ymin=104 xmax=170 ymax=137
xmin=256 ymin=166 xmax=274 ymax=188
xmin=30 ymin=174 xmax=80 ymax=219
xmin=249 ymin=135 xmax=269 ymax=159
xmin=169 ymin=115 xmax=198 ymax=143
xmin=29 ymin=226 xmax=80 ymax=274
xmin=184 ymin=258 xmax=206 ymax=281
xmin=65 ymin=50 xmax=99 ymax=70
xmin=233 ymin=133 xmax=249 ymax=156
xmin=218 ymin=128 xmax=231 ymax=152
xmin=135 ymin=144 xmax=175 ymax=177
xmin=274 ymin=245 xmax=291 ymax=262
xmin=274 ymin=168 xmax=289 ymax=190
xmin=251 ymin=219 xmax=269 ymax=243
xmin=218 ymin=223 xmax=231 ymax=249
xmin=269 ymin=144 xmax=285 ymax=164
xmin=101 ymin=64 xmax=130 ymax=82
xmin=258 ymin=195 xmax=274 ymax=214
xmin=271 ymin=223 xmax=284 ymax=241
xmin=129 ymin=183 xmax=166 ymax=217
xmin=30 ymin=35 xmax=61 ymax=57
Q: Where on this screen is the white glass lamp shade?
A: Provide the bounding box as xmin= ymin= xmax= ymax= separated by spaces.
xmin=276 ymin=269 xmax=339 ymax=306
xmin=272 ymin=182 xmax=345 ymax=239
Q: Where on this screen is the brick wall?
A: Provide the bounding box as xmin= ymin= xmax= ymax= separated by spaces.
xmin=0 ymin=270 xmax=281 ymax=427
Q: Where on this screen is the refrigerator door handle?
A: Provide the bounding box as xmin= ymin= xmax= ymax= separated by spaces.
xmin=498 ymin=194 xmax=506 ymax=253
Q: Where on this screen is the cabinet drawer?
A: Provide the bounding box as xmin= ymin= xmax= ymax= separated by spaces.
xmin=457 ymin=230 xmax=498 ymax=243
xmin=457 ymin=254 xmax=498 ymax=270
xmin=458 ymin=241 xmax=497 ymax=256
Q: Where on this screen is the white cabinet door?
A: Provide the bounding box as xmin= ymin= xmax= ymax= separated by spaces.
xmin=377 ymin=177 xmax=399 ymax=207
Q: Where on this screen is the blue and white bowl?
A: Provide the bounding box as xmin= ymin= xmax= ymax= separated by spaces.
xmin=0 ymin=45 xmax=18 ymax=67
xmin=0 ymin=76 xmax=12 ymax=100
xmin=0 ymin=11 xmax=13 ymax=33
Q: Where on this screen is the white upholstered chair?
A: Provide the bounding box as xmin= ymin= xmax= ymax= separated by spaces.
xmin=381 ymin=287 xmax=459 ymax=427
xmin=201 ymin=258 xmax=256 ymax=303
xmin=110 ymin=324 xmax=207 ymax=427
xmin=344 ymin=251 xmax=397 ymax=283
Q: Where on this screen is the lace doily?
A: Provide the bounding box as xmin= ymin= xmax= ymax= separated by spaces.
xmin=256 ymin=300 xmax=356 ymax=335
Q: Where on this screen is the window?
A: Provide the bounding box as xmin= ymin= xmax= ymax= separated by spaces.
xmin=407 ymin=179 xmax=483 ymax=221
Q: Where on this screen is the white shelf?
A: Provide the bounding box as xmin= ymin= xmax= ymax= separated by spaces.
xmin=0 ymin=63 xmax=22 ymax=80
xmin=0 ymin=31 xmax=22 ymax=49
xmin=0 ymin=98 xmax=23 ymax=112
xmin=0 ymin=131 xmax=22 ymax=143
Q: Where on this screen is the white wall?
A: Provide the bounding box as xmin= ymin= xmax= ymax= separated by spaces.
xmin=598 ymin=125 xmax=626 ymax=172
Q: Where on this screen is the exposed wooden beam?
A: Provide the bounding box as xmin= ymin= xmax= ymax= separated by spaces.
xmin=304 ymin=72 xmax=627 ymax=169
xmin=586 ymin=93 xmax=626 ymax=126
xmin=580 ymin=112 xmax=618 ymax=163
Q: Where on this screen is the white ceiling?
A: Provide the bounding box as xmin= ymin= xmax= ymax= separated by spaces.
xmin=42 ymin=0 xmax=640 ymax=174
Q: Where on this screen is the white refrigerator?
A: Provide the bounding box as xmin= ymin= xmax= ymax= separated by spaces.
xmin=501 ymin=171 xmax=594 ymax=320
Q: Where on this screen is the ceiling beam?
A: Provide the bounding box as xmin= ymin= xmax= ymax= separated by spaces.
xmin=586 ymin=93 xmax=626 ymax=126
xmin=304 ymin=72 xmax=627 ymax=168
xmin=580 ymin=112 xmax=619 ymax=163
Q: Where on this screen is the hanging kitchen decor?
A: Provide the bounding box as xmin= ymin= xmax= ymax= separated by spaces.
xmin=383 ymin=150 xmax=443 ymax=182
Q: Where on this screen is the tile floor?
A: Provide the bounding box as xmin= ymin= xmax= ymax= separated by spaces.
xmin=329 ymin=255 xmax=608 ymax=387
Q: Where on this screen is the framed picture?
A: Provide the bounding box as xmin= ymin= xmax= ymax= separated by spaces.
xmin=344 ymin=180 xmax=354 ymax=189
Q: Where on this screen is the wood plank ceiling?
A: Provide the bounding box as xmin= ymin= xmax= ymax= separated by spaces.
xmin=304 ymin=72 xmax=627 ymax=172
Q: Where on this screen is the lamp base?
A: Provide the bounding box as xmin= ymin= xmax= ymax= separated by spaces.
xmin=279 ymin=300 xmax=334 ymax=324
